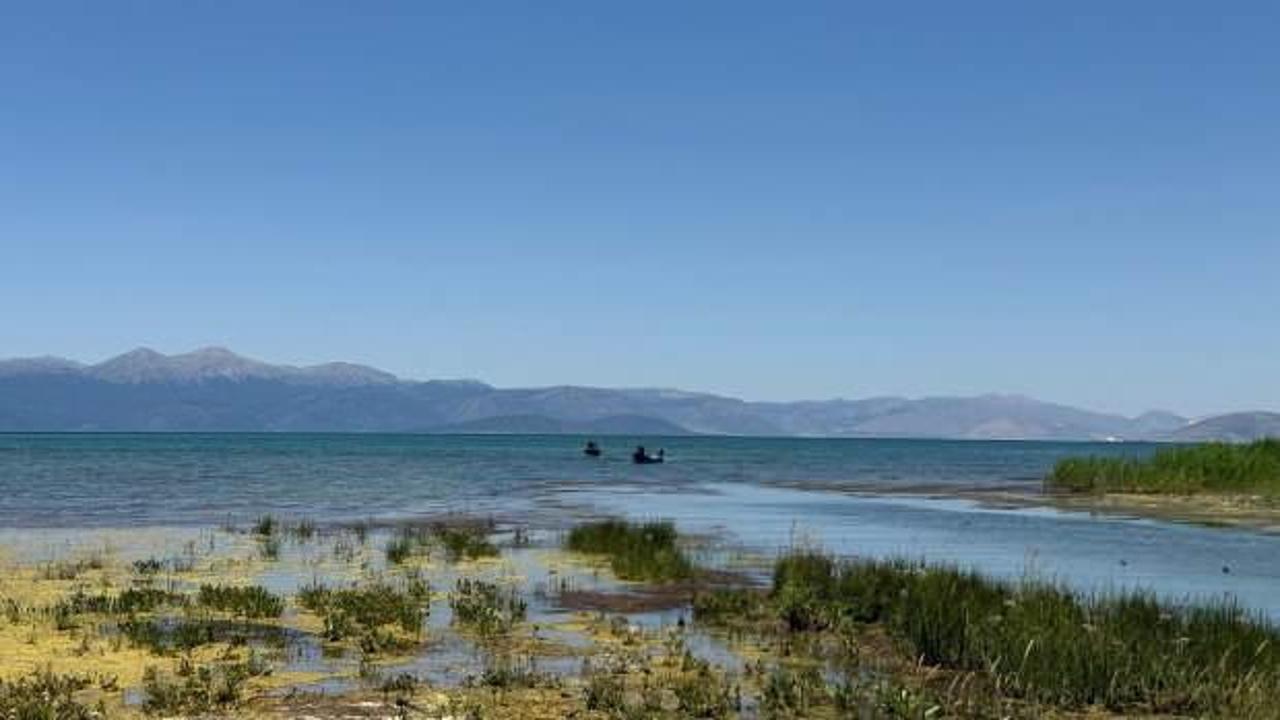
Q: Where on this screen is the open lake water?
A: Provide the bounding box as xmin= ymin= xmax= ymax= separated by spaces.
xmin=2 ymin=433 xmax=1278 ymax=620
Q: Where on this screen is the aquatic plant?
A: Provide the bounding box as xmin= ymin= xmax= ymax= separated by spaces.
xmin=121 ymin=616 xmax=290 ymax=654
xmin=384 ymin=533 xmax=414 ymax=564
xmin=760 ymin=665 xmax=827 ymax=717
xmin=140 ymin=655 xmax=269 ymax=715
xmin=54 ymin=587 xmax=185 ymax=617
xmin=1047 ymin=439 xmax=1280 ymax=495
xmin=471 ymin=654 xmax=555 ymax=689
xmin=132 ymin=557 xmax=164 ymax=575
xmin=0 ymin=668 xmax=99 ymax=720
xmin=258 ymin=535 xmax=281 ymax=561
xmin=703 ymin=550 xmax=1280 ymax=715
xmin=197 ymin=584 xmax=285 ymax=619
xmin=297 ymin=579 xmax=428 ymax=644
xmin=449 ymin=578 xmax=527 ymax=636
xmin=565 ymin=519 xmax=694 ymax=582
xmin=433 ymin=523 xmax=499 ymax=561
xmin=290 ymin=518 xmax=317 ymax=541
xmin=41 ymin=554 xmax=106 ymax=581
xmin=253 ymin=514 xmax=277 ymax=536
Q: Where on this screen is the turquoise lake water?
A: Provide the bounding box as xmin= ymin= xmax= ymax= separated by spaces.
xmin=3 ymin=433 xmax=1278 ymax=619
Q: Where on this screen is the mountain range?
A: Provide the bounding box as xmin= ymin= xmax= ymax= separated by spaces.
xmin=0 ymin=347 xmax=1275 ymax=441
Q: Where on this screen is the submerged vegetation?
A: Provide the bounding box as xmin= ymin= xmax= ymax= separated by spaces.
xmin=565 ymin=519 xmax=694 ymax=582
xmin=1047 ymin=439 xmax=1280 ymax=495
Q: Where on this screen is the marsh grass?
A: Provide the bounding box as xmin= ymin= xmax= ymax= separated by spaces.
xmin=197 ymin=584 xmax=285 ymax=619
xmin=297 ymin=578 xmax=428 ymax=649
xmin=1047 ymin=439 xmax=1280 ymax=495
xmin=258 ymin=535 xmax=282 ymax=561
xmin=565 ymin=519 xmax=694 ymax=583
xmin=433 ymin=524 xmax=499 ymax=562
xmin=449 ymin=579 xmax=527 ymax=637
xmin=0 ymin=668 xmax=99 ymax=720
xmin=384 ymin=521 xmax=498 ymax=564
xmin=286 ymin=518 xmax=317 ymax=542
xmin=581 ymin=649 xmax=739 ymax=718
xmin=41 ymin=554 xmax=106 ymax=581
xmin=471 ymin=654 xmax=556 ymax=689
xmin=141 ymin=654 xmax=270 ymax=715
xmin=253 ymin=514 xmax=277 ymax=536
xmin=54 ymin=587 xmax=185 ymax=618
xmin=384 ymin=532 xmax=415 ymax=564
xmin=699 ymin=550 xmax=1280 ymax=715
xmin=120 ymin=616 xmax=290 ymax=654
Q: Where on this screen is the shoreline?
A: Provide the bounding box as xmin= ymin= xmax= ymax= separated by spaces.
xmin=943 ymin=488 xmax=1280 ymax=534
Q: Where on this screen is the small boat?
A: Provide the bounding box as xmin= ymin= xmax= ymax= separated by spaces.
xmin=583 ymin=441 xmax=602 ymax=457
xmin=631 ymin=446 xmax=664 ymax=464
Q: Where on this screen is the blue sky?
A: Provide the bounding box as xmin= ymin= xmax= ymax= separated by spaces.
xmin=2 ymin=2 xmax=1276 ymax=416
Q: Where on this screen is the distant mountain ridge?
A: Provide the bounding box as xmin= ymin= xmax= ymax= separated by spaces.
xmin=0 ymin=347 xmax=1272 ymax=441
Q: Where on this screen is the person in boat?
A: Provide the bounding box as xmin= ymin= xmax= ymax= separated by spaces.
xmin=583 ymin=440 xmax=601 ymax=457
xmin=632 ymin=445 xmax=665 ymax=464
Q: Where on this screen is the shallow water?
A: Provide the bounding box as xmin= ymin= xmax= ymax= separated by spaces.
xmin=3 ymin=433 xmax=1278 ymax=620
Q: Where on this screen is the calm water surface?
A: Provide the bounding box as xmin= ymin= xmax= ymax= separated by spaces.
xmin=3 ymin=433 xmax=1277 ymax=619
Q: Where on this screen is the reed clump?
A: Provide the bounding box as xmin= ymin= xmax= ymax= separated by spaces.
xmin=197 ymin=584 xmax=285 ymax=619
xmin=54 ymin=587 xmax=185 ymax=617
xmin=297 ymin=579 xmax=428 ymax=648
xmin=433 ymin=524 xmax=499 ymax=562
xmin=384 ymin=521 xmax=498 ymax=564
xmin=140 ymin=654 xmax=270 ymax=715
xmin=0 ymin=668 xmax=100 ymax=720
xmin=449 ymin=579 xmax=527 ymax=637
xmin=1047 ymin=439 xmax=1280 ymax=495
xmin=697 ymin=550 xmax=1280 ymax=715
xmin=565 ymin=519 xmax=693 ymax=582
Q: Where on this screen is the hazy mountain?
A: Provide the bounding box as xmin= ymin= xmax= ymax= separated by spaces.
xmin=1171 ymin=412 xmax=1280 ymax=442
xmin=425 ymin=414 xmax=694 ymax=436
xmin=0 ymin=347 xmax=1267 ymax=441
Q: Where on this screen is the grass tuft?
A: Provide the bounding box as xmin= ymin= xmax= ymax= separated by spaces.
xmin=0 ymin=668 xmax=99 ymax=720
xmin=449 ymin=579 xmax=527 ymax=637
xmin=197 ymin=584 xmax=285 ymax=619
xmin=565 ymin=519 xmax=693 ymax=583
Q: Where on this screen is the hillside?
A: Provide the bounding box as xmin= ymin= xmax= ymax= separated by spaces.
xmin=0 ymin=347 xmax=1268 ymax=441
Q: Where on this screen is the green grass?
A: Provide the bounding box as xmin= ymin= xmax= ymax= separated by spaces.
xmin=384 ymin=533 xmax=415 ymax=564
xmin=433 ymin=524 xmax=499 ymax=562
xmin=197 ymin=584 xmax=285 ymax=619
xmin=696 ymin=550 xmax=1280 ymax=715
xmin=297 ymin=578 xmax=429 ymax=649
xmin=54 ymin=587 xmax=185 ymax=617
xmin=384 ymin=522 xmax=498 ymax=564
xmin=565 ymin=519 xmax=694 ymax=582
xmin=252 ymin=514 xmax=277 ymax=536
xmin=0 ymin=669 xmax=99 ymax=720
xmin=449 ymin=579 xmax=527 ymax=637
xmin=140 ymin=655 xmax=270 ymax=715
xmin=1047 ymin=439 xmax=1280 ymax=495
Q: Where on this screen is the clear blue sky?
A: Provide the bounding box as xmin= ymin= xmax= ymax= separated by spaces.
xmin=2 ymin=2 xmax=1276 ymax=417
